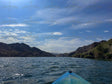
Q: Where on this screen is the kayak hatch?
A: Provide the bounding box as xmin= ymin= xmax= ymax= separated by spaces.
xmin=52 ymin=71 xmax=91 ymax=84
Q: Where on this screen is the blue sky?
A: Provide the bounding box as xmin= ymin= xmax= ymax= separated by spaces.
xmin=0 ymin=0 xmax=112 ymax=53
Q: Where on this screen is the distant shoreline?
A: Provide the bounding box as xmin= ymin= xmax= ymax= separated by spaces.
xmin=0 ymin=39 xmax=112 ymax=61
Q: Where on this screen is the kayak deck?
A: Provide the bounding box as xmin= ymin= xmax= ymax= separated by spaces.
xmin=52 ymin=71 xmax=91 ymax=84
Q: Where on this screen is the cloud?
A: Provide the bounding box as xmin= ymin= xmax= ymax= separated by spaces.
xmin=52 ymin=32 xmax=63 ymax=35
xmin=96 ymin=38 xmax=104 ymax=41
xmin=28 ymin=0 xmax=112 ymax=27
xmin=0 ymin=24 xmax=28 ymax=27
xmin=71 ymin=18 xmax=112 ymax=30
xmin=0 ymin=29 xmax=27 ymax=35
xmin=0 ymin=29 xmax=63 ymax=48
xmin=37 ymin=37 xmax=94 ymax=53
xmin=0 ymin=29 xmax=93 ymax=53
xmin=35 ymin=8 xmax=74 ymax=20
xmin=0 ymin=29 xmax=31 ymax=43
xmin=37 ymin=32 xmax=63 ymax=36
xmin=51 ymin=17 xmax=76 ymax=25
xmin=29 ymin=16 xmax=76 ymax=26
xmin=104 ymin=30 xmax=109 ymax=33
xmin=22 ymin=0 xmax=112 ymax=31
xmin=67 ymin=0 xmax=99 ymax=7
xmin=105 ymin=19 xmax=112 ymax=22
xmin=86 ymin=30 xmax=91 ymax=32
xmin=71 ymin=22 xmax=95 ymax=29
xmin=0 ymin=28 xmax=98 ymax=53
xmin=30 ymin=7 xmax=78 ymax=25
xmin=31 ymin=7 xmax=112 ymax=27
xmin=0 ymin=28 xmax=93 ymax=53
xmin=8 ymin=17 xmax=17 ymax=20
xmin=96 ymin=37 xmax=110 ymax=41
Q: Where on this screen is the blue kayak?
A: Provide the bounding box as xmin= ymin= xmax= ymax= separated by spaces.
xmin=52 ymin=71 xmax=91 ymax=84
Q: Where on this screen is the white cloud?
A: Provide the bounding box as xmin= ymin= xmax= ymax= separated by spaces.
xmin=104 ymin=30 xmax=109 ymax=33
xmin=37 ymin=37 xmax=94 ymax=53
xmin=31 ymin=7 xmax=112 ymax=27
xmin=29 ymin=16 xmax=77 ymax=26
xmin=103 ymin=19 xmax=112 ymax=23
xmin=96 ymin=37 xmax=109 ymax=41
xmin=0 ymin=28 xmax=95 ymax=53
xmin=35 ymin=8 xmax=74 ymax=20
xmin=71 ymin=18 xmax=112 ymax=30
xmin=0 ymin=24 xmax=28 ymax=27
xmin=0 ymin=29 xmax=63 ymax=51
xmin=0 ymin=29 xmax=28 ymax=36
xmin=20 ymin=36 xmax=35 ymax=43
xmin=29 ymin=21 xmax=53 ymax=24
xmin=37 ymin=32 xmax=63 ymax=36
xmin=96 ymin=38 xmax=103 ymax=41
xmin=0 ymin=37 xmax=20 ymax=43
xmin=30 ymin=7 xmax=78 ymax=25
xmin=71 ymin=22 xmax=95 ymax=29
xmin=52 ymin=32 xmax=63 ymax=35
xmin=0 ymin=29 xmax=31 ymax=43
xmin=51 ymin=17 xmax=76 ymax=25
xmin=28 ymin=1 xmax=112 ymax=27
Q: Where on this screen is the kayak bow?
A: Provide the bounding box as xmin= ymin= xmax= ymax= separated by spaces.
xmin=52 ymin=71 xmax=91 ymax=84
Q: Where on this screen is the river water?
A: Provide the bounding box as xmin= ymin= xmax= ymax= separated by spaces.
xmin=0 ymin=57 xmax=112 ymax=84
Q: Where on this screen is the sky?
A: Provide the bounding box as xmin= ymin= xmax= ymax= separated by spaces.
xmin=0 ymin=0 xmax=112 ymax=53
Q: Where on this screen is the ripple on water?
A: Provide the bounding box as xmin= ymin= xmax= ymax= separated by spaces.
xmin=48 ymin=71 xmax=65 ymax=76
xmin=49 ymin=65 xmax=60 ymax=69
xmin=2 ymin=73 xmax=24 ymax=82
xmin=68 ymin=64 xmax=81 ymax=68
xmin=2 ymin=81 xmax=15 ymax=84
xmin=23 ymin=73 xmax=33 ymax=78
xmin=0 ymin=64 xmax=9 ymax=68
xmin=0 ymin=57 xmax=112 ymax=84
xmin=24 ymin=64 xmax=40 ymax=69
xmin=14 ymin=73 xmax=24 ymax=77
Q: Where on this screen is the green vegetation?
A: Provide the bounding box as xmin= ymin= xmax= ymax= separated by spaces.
xmin=70 ymin=39 xmax=112 ymax=60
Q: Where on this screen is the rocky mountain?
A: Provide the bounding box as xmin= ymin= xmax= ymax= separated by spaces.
xmin=0 ymin=42 xmax=55 ymax=57
xmin=68 ymin=39 xmax=112 ymax=60
xmin=55 ymin=53 xmax=68 ymax=57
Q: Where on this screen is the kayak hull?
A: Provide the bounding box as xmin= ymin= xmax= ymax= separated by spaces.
xmin=52 ymin=71 xmax=91 ymax=84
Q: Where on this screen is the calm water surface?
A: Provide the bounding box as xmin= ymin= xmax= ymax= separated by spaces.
xmin=0 ymin=57 xmax=112 ymax=84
